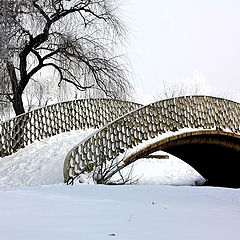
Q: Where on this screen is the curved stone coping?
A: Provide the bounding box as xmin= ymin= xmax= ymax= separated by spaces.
xmin=0 ymin=99 xmax=142 ymax=157
xmin=123 ymin=130 xmax=240 ymax=166
xmin=63 ymin=95 xmax=240 ymax=183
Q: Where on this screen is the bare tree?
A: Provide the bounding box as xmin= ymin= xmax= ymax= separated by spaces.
xmin=67 ymin=151 xmax=139 ymax=185
xmin=154 ymin=79 xmax=202 ymax=101
xmin=0 ymin=0 xmax=131 ymax=116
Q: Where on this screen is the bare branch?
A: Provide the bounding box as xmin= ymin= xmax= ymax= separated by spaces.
xmin=0 ymin=0 xmax=131 ymax=116
xmin=32 ymin=0 xmax=51 ymax=23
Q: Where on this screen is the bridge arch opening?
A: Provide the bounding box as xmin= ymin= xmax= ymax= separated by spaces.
xmin=124 ymin=131 xmax=240 ymax=188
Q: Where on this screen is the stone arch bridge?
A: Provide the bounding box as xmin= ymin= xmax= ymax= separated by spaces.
xmin=1 ymin=96 xmax=240 ymax=188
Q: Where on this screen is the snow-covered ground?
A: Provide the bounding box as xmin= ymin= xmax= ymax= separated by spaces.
xmin=1 ymin=129 xmax=240 ymax=240
xmin=1 ymin=184 xmax=240 ymax=240
xmin=0 ymin=129 xmax=96 ymax=187
xmin=0 ymin=129 xmax=205 ymax=187
xmin=114 ymin=156 xmax=206 ymax=186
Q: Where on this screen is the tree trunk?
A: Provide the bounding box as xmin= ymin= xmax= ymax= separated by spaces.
xmin=12 ymin=92 xmax=25 ymax=116
xmin=6 ymin=61 xmax=26 ymax=116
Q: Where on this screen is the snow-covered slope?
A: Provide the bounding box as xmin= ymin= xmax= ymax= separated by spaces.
xmin=0 ymin=130 xmax=239 ymax=240
xmin=0 ymin=129 xmax=96 ymax=187
xmin=0 ymin=129 xmax=205 ymax=187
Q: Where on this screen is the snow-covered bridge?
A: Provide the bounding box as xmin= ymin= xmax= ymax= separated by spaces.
xmin=1 ymin=96 xmax=240 ymax=187
xmin=63 ymin=96 xmax=240 ymax=188
xmin=0 ymin=99 xmax=142 ymax=157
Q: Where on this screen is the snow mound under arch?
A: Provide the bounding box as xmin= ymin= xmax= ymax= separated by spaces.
xmin=0 ymin=129 xmax=205 ymax=187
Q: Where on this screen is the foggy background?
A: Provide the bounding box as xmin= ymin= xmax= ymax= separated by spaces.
xmin=124 ymin=0 xmax=240 ymax=102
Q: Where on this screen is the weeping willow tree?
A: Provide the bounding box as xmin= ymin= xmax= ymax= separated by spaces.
xmin=0 ymin=0 xmax=132 ymax=116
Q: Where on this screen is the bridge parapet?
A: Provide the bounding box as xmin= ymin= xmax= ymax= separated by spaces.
xmin=64 ymin=96 xmax=240 ymax=183
xmin=0 ymin=99 xmax=142 ymax=157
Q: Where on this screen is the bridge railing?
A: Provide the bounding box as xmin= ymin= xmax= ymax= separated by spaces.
xmin=63 ymin=96 xmax=240 ymax=183
xmin=0 ymin=99 xmax=142 ymax=157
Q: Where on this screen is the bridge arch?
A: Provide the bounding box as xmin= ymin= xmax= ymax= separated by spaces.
xmin=64 ymin=96 xmax=240 ymax=187
xmin=123 ymin=130 xmax=240 ymax=188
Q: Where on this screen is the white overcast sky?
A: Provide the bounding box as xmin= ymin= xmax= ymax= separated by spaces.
xmin=123 ymin=0 xmax=240 ymax=100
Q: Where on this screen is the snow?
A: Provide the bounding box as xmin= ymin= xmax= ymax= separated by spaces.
xmin=114 ymin=155 xmax=206 ymax=186
xmin=0 ymin=129 xmax=96 ymax=187
xmin=0 ymin=128 xmax=206 ymax=187
xmin=112 ymin=127 xmax=233 ymax=165
xmin=0 ymin=129 xmax=240 ymax=239
xmin=0 ymin=184 xmax=240 ymax=240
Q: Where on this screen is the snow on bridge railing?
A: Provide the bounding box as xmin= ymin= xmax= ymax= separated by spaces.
xmin=63 ymin=96 xmax=240 ymax=183
xmin=0 ymin=99 xmax=142 ymax=158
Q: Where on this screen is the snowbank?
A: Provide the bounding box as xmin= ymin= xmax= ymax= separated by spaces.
xmin=0 ymin=129 xmax=96 ymax=187
xmin=0 ymin=184 xmax=239 ymax=240
xmin=0 ymin=129 xmax=205 ymax=187
xmin=112 ymin=152 xmax=206 ymax=186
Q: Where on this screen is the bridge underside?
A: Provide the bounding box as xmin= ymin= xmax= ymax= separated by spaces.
xmin=124 ymin=131 xmax=240 ymax=188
